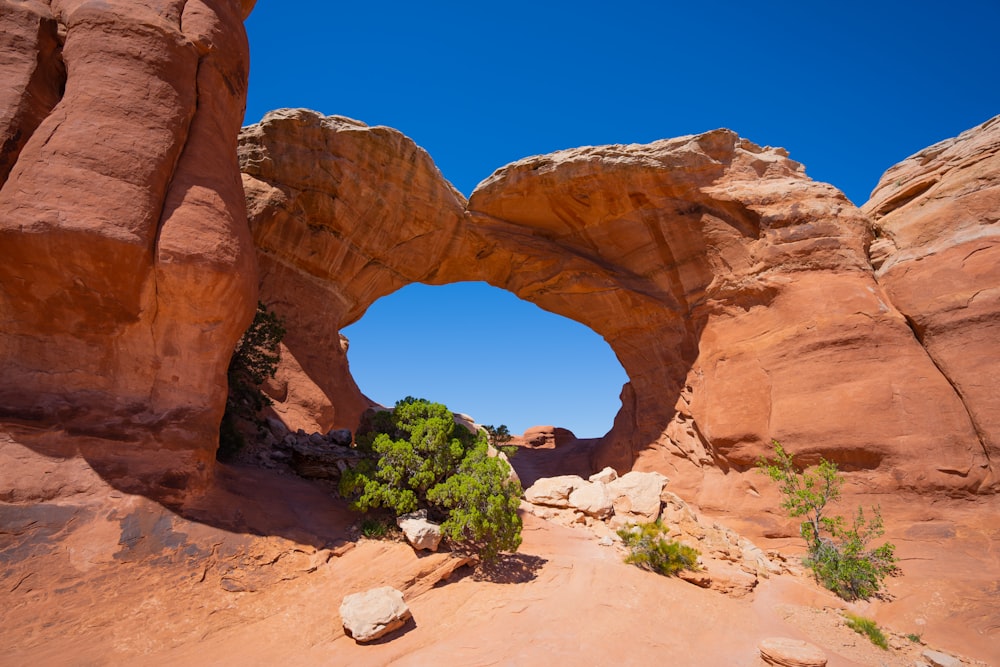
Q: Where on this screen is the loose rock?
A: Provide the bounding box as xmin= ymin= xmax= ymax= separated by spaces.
xmin=523 ymin=475 xmax=584 ymax=508
xmin=340 ymin=586 xmax=411 ymax=643
xmin=758 ymin=637 xmax=828 ymax=667
xmin=397 ymin=510 xmax=443 ymax=552
xmin=921 ymin=649 xmax=963 ymax=667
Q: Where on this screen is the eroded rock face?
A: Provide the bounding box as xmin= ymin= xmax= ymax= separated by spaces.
xmin=0 ymin=0 xmax=257 ymax=496
xmin=240 ymin=110 xmax=992 ymax=494
xmin=239 ymin=109 xmax=469 ymax=432
xmin=864 ymin=115 xmax=1000 ymax=488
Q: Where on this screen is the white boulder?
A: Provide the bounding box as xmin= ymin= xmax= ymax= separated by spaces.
xmin=396 ymin=510 xmax=442 ymax=552
xmin=568 ymin=481 xmax=614 ymax=519
xmin=588 ymin=466 xmax=618 ymax=484
xmin=607 ymin=471 xmax=669 ymax=523
xmin=340 ymin=586 xmax=411 ymax=643
xmin=523 ymin=475 xmax=585 ymax=508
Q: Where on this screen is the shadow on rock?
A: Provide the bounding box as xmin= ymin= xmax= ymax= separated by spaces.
xmin=472 ymin=553 xmax=548 ymax=584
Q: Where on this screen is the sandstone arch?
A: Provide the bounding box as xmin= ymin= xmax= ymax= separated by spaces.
xmin=239 ymin=109 xmax=991 ymax=493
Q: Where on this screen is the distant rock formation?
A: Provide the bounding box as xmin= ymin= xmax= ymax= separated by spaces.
xmin=0 ymin=0 xmax=258 ymax=498
xmin=240 ymin=109 xmax=995 ymax=494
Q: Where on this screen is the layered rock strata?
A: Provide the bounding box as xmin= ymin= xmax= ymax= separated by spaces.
xmin=864 ymin=115 xmax=1000 ymax=488
xmin=0 ymin=0 xmax=258 ymax=497
xmin=240 ymin=109 xmax=992 ymax=493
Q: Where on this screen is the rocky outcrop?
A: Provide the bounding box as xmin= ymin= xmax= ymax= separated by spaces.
xmin=864 ymin=115 xmax=1000 ymax=488
xmin=522 ymin=471 xmax=779 ymax=595
xmin=240 ymin=110 xmax=990 ymax=494
xmin=0 ymin=0 xmax=258 ymax=497
xmin=239 ymin=109 xmax=469 ymax=434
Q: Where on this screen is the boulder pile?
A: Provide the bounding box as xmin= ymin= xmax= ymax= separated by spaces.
xmin=523 ymin=467 xmax=781 ymax=596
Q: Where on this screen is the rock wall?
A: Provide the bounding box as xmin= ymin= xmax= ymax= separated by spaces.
xmin=864 ymin=116 xmax=1000 ymax=490
xmin=0 ymin=0 xmax=258 ymax=497
xmin=240 ymin=110 xmax=995 ymax=494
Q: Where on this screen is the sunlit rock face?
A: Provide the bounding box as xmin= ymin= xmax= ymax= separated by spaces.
xmin=240 ymin=109 xmax=993 ymax=494
xmin=0 ymin=0 xmax=257 ymax=497
xmin=864 ymin=115 xmax=1000 ymax=490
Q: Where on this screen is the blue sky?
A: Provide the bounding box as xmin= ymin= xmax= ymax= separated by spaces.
xmin=244 ymin=1 xmax=999 ymax=437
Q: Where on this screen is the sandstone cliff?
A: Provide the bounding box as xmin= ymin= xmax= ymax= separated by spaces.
xmin=864 ymin=115 xmax=1000 ymax=490
xmin=0 ymin=0 xmax=258 ymax=498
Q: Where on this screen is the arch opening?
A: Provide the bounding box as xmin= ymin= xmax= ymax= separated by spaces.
xmin=341 ymin=281 xmax=629 ymax=439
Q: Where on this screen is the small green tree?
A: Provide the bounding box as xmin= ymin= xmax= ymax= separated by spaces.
xmin=757 ymin=441 xmax=897 ymax=600
xmin=617 ymin=520 xmax=700 ymax=576
xmin=219 ymin=302 xmax=286 ymax=461
xmin=483 ymin=423 xmax=517 ymax=458
xmin=340 ymin=397 xmax=522 ymax=561
xmin=484 ymin=424 xmax=512 ymax=447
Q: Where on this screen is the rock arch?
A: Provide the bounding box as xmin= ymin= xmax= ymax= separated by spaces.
xmin=239 ymin=109 xmax=989 ymax=493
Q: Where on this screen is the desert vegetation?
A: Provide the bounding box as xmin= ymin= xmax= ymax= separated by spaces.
xmin=843 ymin=613 xmax=889 ymax=649
xmin=616 ymin=519 xmax=700 ymax=576
xmin=757 ymin=441 xmax=897 ymax=600
xmin=219 ymin=302 xmax=286 ymax=461
xmin=339 ymin=397 xmax=523 ymax=561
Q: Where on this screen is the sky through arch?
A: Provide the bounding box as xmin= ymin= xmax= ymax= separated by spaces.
xmin=340 ymin=282 xmax=628 ymax=438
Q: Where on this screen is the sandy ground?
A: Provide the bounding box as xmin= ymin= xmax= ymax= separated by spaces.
xmin=1 ymin=429 xmax=997 ymax=666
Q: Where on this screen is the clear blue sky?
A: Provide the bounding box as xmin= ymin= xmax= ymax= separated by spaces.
xmin=244 ymin=1 xmax=999 ymax=437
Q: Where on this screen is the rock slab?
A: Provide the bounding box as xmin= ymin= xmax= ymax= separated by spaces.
xmin=758 ymin=637 xmax=828 ymax=667
xmin=921 ymin=649 xmax=963 ymax=667
xmin=340 ymin=586 xmax=411 ymax=643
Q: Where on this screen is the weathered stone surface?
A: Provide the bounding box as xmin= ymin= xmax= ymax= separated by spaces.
xmin=239 ymin=109 xmax=467 ymax=433
xmin=339 ymin=586 xmax=411 ymax=643
xmin=567 ymin=481 xmax=613 ymax=519
xmin=759 ymin=637 xmax=828 ymax=667
xmin=523 ymin=475 xmax=584 ymax=508
xmin=240 ymin=112 xmax=991 ymax=495
xmin=396 ymin=510 xmax=442 ymax=552
xmin=0 ymin=0 xmax=257 ymax=497
xmin=607 ymin=471 xmax=669 ymax=524
xmin=282 ymin=433 xmax=364 ymax=481
xmin=864 ymin=115 xmax=1000 ymax=491
xmin=589 ymin=466 xmax=618 ymax=484
xmin=921 ymin=648 xmax=963 ymax=667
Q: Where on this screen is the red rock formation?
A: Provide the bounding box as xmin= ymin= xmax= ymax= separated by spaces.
xmin=864 ymin=115 xmax=1000 ymax=490
xmin=239 ymin=109 xmax=470 ymax=432
xmin=0 ymin=0 xmax=257 ymax=497
xmin=240 ymin=111 xmax=992 ymax=494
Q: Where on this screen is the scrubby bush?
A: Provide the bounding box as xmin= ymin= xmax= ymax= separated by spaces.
xmin=617 ymin=520 xmax=700 ymax=576
xmin=757 ymin=441 xmax=897 ymax=600
xmin=219 ymin=302 xmax=286 ymax=461
xmin=844 ymin=613 xmax=888 ymax=649
xmin=340 ymin=397 xmax=522 ymax=562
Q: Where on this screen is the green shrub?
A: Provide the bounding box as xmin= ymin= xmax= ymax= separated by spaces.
xmin=844 ymin=613 xmax=888 ymax=649
xmin=617 ymin=520 xmax=700 ymax=576
xmin=340 ymin=397 xmax=522 ymax=562
xmin=905 ymin=632 xmax=922 ymax=644
xmin=360 ymin=516 xmax=396 ymax=539
xmin=757 ymin=441 xmax=897 ymax=600
xmin=218 ymin=302 xmax=286 ymax=461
